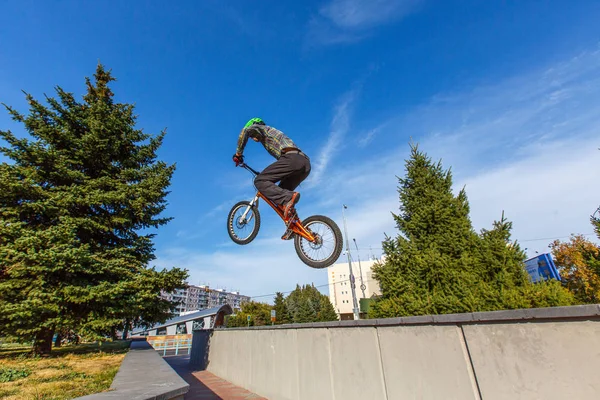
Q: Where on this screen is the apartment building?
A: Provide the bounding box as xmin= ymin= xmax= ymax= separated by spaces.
xmin=161 ymin=284 xmax=250 ymax=315
xmin=328 ymin=257 xmax=382 ymax=320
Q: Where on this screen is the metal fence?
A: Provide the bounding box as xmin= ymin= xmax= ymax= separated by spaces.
xmin=146 ymin=334 xmax=192 ymax=357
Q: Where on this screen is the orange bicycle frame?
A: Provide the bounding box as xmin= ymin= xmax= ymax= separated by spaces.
xmin=239 ymin=163 xmax=316 ymax=243
xmin=253 ymin=192 xmax=316 ymax=242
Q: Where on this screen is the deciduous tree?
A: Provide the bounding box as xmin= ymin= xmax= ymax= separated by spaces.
xmin=550 ymin=235 xmax=600 ymax=304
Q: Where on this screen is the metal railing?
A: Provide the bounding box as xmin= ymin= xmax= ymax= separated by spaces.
xmin=147 ymin=335 xmax=192 ymax=357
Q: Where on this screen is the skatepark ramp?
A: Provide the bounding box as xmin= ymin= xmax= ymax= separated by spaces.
xmin=191 ymin=305 xmax=600 ymax=400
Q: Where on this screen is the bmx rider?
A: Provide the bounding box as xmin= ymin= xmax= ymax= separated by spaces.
xmin=233 ymin=118 xmax=311 ymax=238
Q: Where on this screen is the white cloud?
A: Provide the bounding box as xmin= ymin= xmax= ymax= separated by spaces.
xmin=461 ymin=140 xmax=600 ymax=254
xmin=357 ymin=127 xmax=380 ymax=147
xmin=321 ymin=0 xmax=419 ymax=29
xmin=199 ymin=199 xmax=237 ymax=223
xmin=306 ymin=0 xmax=422 ymax=46
xmin=306 ymin=88 xmax=359 ymax=187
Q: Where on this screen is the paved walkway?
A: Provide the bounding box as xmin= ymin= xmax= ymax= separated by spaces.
xmin=165 ymin=355 xmax=267 ymax=400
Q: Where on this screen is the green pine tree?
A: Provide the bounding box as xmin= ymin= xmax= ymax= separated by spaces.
xmin=285 ymin=284 xmax=303 ymax=322
xmin=285 ymin=284 xmax=325 ymax=323
xmin=303 ymin=284 xmax=322 ymax=313
xmin=478 ymin=213 xmax=530 ymax=293
xmin=273 ymin=292 xmax=292 ymax=324
xmin=317 ymin=294 xmax=338 ymax=321
xmin=294 ymin=298 xmax=317 ymax=323
xmin=477 ymin=213 xmax=573 ymax=309
xmin=0 ymin=64 xmax=188 ymax=355
xmin=371 ymin=144 xmax=483 ymax=317
xmin=370 ymin=144 xmax=573 ymax=318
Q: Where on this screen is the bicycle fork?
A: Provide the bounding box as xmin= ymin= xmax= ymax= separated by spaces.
xmin=240 ymin=195 xmax=259 ymax=223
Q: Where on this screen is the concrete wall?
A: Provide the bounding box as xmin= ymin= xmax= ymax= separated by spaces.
xmin=200 ymin=305 xmax=600 ymax=400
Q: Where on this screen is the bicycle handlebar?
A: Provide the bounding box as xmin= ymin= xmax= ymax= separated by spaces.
xmin=240 ymin=163 xmax=260 ymax=176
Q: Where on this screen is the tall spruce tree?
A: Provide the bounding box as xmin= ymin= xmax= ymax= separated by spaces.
xmin=317 ymin=295 xmax=338 ymax=322
xmin=285 ymin=284 xmax=303 ymax=322
xmin=477 ymin=213 xmax=530 ymax=299
xmin=371 ymin=144 xmax=483 ymax=317
xmin=273 ymin=292 xmax=292 ymax=324
xmin=370 ymin=144 xmax=573 ymax=318
xmin=294 ymin=297 xmax=317 ymax=323
xmin=477 ymin=213 xmax=573 ymax=309
xmin=0 ymin=64 xmax=187 ymax=354
xmin=284 ymin=284 xmax=337 ymax=323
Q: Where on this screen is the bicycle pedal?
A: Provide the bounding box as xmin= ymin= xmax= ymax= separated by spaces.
xmin=281 ymin=229 xmax=294 ymax=240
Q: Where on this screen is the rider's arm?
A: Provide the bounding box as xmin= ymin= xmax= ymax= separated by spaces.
xmin=236 ymin=126 xmax=263 ymax=155
xmin=235 ymin=128 xmax=249 ymax=156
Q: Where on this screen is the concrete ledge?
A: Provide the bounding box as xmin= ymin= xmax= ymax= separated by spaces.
xmin=207 ymin=306 xmax=600 ymax=399
xmin=77 ymin=340 xmax=189 ymax=400
xmin=221 ymin=304 xmax=600 ymax=330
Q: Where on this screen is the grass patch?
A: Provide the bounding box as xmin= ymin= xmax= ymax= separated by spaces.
xmin=0 ymin=340 xmax=130 ymax=400
xmin=0 ymin=367 xmax=31 ymax=382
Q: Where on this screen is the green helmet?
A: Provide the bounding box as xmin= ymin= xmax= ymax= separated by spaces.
xmin=244 ymin=117 xmax=265 ymax=129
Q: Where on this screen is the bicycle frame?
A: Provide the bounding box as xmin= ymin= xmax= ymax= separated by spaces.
xmin=239 ymin=163 xmax=317 ymax=243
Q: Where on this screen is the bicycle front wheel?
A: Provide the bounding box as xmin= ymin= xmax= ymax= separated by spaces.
xmin=227 ymin=201 xmax=261 ymax=245
xmin=294 ymin=215 xmax=343 ymax=269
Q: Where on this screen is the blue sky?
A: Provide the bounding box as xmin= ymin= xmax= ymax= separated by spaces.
xmin=1 ymin=0 xmax=600 ymax=298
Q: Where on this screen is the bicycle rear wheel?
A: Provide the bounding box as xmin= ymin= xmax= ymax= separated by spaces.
xmin=227 ymin=201 xmax=261 ymax=245
xmin=294 ymin=215 xmax=343 ymax=269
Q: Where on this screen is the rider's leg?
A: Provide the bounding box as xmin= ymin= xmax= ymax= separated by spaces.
xmin=279 ymin=156 xmax=311 ymax=192
xmin=279 ymin=154 xmax=311 ymax=220
xmin=276 ymin=155 xmax=311 ymax=239
xmin=254 ymin=153 xmax=309 ymax=206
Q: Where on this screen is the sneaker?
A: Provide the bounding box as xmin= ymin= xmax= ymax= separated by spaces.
xmin=283 ymin=192 xmax=300 ymax=219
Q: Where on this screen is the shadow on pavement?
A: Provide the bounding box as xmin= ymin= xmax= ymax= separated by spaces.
xmin=164 ymin=355 xmax=224 ymax=400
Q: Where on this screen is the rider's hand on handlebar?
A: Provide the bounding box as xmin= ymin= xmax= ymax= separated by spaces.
xmin=233 ymin=153 xmax=244 ymax=167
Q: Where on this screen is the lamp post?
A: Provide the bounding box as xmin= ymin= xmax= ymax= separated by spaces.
xmin=353 ymin=238 xmax=367 ymax=299
xmin=342 ymin=205 xmax=360 ymax=320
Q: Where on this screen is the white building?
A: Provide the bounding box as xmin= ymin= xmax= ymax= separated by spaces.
xmin=328 ymin=257 xmax=383 ymax=320
xmin=161 ymin=284 xmax=250 ymax=315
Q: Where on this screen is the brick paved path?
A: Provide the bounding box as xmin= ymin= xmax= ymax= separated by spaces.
xmin=165 ymin=355 xmax=267 ymax=400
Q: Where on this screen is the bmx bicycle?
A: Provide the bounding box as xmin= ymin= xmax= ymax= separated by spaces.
xmin=226 ymin=163 xmax=343 ymax=269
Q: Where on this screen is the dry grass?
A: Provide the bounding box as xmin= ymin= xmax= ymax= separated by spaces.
xmin=0 ymin=341 xmax=129 ymax=400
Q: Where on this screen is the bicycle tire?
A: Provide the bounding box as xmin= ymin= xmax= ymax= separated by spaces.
xmin=227 ymin=201 xmax=261 ymax=245
xmin=294 ymin=215 xmax=343 ymax=269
